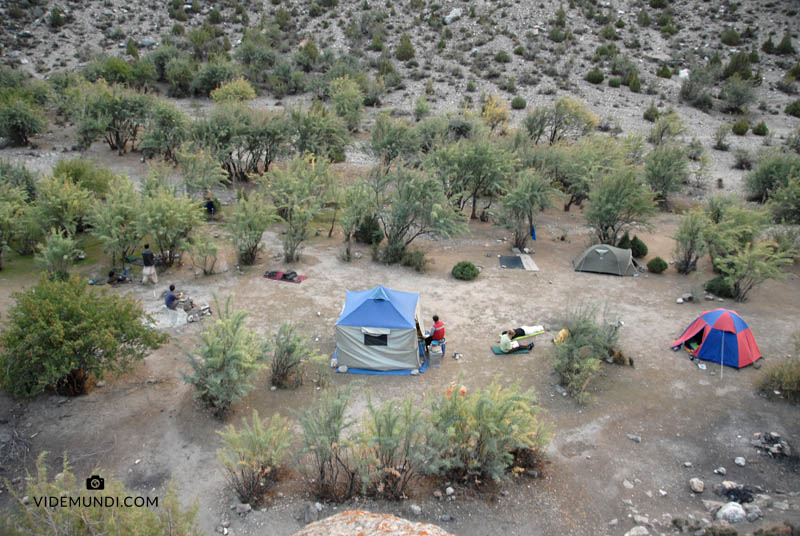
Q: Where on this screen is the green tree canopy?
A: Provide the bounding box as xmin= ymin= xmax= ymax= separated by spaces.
xmin=586 ymin=168 xmax=656 ymax=245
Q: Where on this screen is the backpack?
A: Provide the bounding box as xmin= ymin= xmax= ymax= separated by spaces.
xmin=281 ymin=270 xmax=298 ymax=281
xmin=265 ymin=270 xmax=279 ymax=279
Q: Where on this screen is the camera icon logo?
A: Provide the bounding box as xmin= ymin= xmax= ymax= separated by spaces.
xmin=86 ymin=475 xmax=105 ymax=491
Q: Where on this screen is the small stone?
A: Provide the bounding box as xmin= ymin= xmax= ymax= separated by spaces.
xmin=626 ymin=434 xmax=642 ymax=443
xmin=716 ymin=502 xmax=746 ymax=523
xmin=439 ymin=514 xmax=455 ymax=522
xmin=714 ymin=467 xmax=726 ymax=475
xmin=702 ymin=500 xmax=724 ymax=513
xmin=410 ymin=504 xmax=422 ymax=515
xmin=623 ymin=479 xmax=635 ymax=489
xmin=634 ymin=514 xmax=649 ymax=524
xmin=690 ymin=478 xmax=705 ymax=493
xmin=222 ymin=521 xmax=231 ymax=528
xmin=433 ymin=490 xmax=442 ymax=499
xmin=773 ymin=500 xmax=789 ymax=511
xmin=96 ymin=381 xmax=106 ymax=387
xmin=134 ymin=459 xmax=141 ymax=465
xmin=21 ymin=496 xmax=30 ymax=505
xmin=235 ymin=503 xmax=251 ymax=515
xmin=445 ymin=486 xmax=455 ymax=496
xmin=659 ymin=489 xmax=668 ymax=496
xmin=683 ymin=461 xmax=693 ymax=468
xmin=624 ymin=527 xmax=649 ymax=536
xmin=270 ymin=385 xmax=277 ymax=391
xmin=734 ymin=457 xmax=746 ymax=466
xmin=609 ymin=518 xmax=618 ymax=526
xmin=677 ymin=298 xmax=684 ymax=304
xmin=743 ymin=503 xmax=762 ymax=521
xmin=303 ymin=503 xmax=318 ymax=524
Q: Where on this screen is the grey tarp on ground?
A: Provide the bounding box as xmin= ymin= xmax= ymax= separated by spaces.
xmin=572 ymin=244 xmax=636 ymax=276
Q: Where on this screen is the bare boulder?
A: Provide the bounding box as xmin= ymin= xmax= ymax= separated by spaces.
xmin=293 ymin=510 xmax=455 ymax=536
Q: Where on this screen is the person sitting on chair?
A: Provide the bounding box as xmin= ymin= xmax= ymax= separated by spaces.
xmin=425 ymin=314 xmax=446 ymax=354
xmin=165 ymin=284 xmax=179 ymax=310
xmin=499 ymin=326 xmax=534 ymax=353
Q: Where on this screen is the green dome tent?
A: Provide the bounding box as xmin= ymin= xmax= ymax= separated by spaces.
xmin=572 ymin=244 xmax=636 ymax=276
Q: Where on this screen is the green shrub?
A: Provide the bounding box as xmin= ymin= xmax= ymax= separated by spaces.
xmin=786 ymin=99 xmax=800 ymax=118
xmin=762 ymin=36 xmax=775 ymax=54
xmin=617 ymin=231 xmax=632 ymax=249
xmin=608 ymin=77 xmax=622 ymax=88
xmin=644 ymin=144 xmax=688 ymax=202
xmin=680 ymin=68 xmax=713 ymax=111
xmin=190 ymin=236 xmax=219 ymax=275
xmin=752 ymin=121 xmax=769 ymax=136
xmin=225 ymin=193 xmax=277 ymax=265
xmin=495 ymin=50 xmax=511 ymax=63
xmin=210 ymin=77 xmax=257 ymax=102
xmin=733 ymin=148 xmax=754 ymax=170
xmin=585 ymin=68 xmax=604 ymax=84
xmin=396 ymin=33 xmax=415 ymax=61
xmin=296 ymin=387 xmax=362 ymax=502
xmin=731 ymin=118 xmax=749 ymax=135
xmin=52 ymin=158 xmax=116 ymax=198
xmin=207 ymin=7 xmax=223 ymax=24
xmin=628 ymin=71 xmax=641 ymax=92
xmin=722 ymin=52 xmax=752 ymax=80
xmin=400 ymin=247 xmax=431 ymax=272
xmin=643 ymin=102 xmax=660 ymax=122
xmin=722 ymin=74 xmax=756 ymax=113
xmin=330 ymin=76 xmax=365 ymax=132
xmin=647 ymin=256 xmax=668 ymax=273
xmin=217 ymin=410 xmax=291 ymax=505
xmin=649 ymin=0 xmax=667 ymax=7
xmin=713 ymin=124 xmax=731 ymax=151
xmin=34 ymin=229 xmax=79 ymax=282
xmin=631 ymin=235 xmax=648 ymax=258
xmin=656 ymin=63 xmax=672 ymax=78
xmin=0 ymin=98 xmax=46 ymax=146
xmin=0 ymin=275 xmax=166 ymax=397
xmin=270 ymin=322 xmax=315 ymax=389
xmin=182 ymin=297 xmax=267 ymax=418
xmin=191 ymin=62 xmax=239 ymax=96
xmin=769 ymin=176 xmax=800 ymax=224
xmin=720 ymin=28 xmax=741 ymax=46
xmin=745 ymin=151 xmax=800 ymax=203
xmin=704 ymin=275 xmax=736 ymax=298
xmin=4 ymin=453 xmax=198 ymax=535
xmin=49 ymin=6 xmax=67 ymax=28
xmin=776 ymin=31 xmax=796 ymax=56
xmin=511 ymin=96 xmax=526 ymax=109
xmin=759 ymin=357 xmax=800 ymax=402
xmin=148 ymin=45 xmax=184 ymax=81
xmin=0 ymin=159 xmax=36 ymax=201
xmin=552 ymin=304 xmax=621 ymax=404
xmin=452 ymin=260 xmax=479 ymax=280
xmin=427 ymin=380 xmax=551 ymax=484
xmin=354 ymin=213 xmax=384 ymax=244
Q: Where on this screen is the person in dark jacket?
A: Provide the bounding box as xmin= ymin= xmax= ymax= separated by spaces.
xmin=141 ymin=244 xmax=157 ymax=285
xmin=165 ymin=284 xmax=179 ymax=310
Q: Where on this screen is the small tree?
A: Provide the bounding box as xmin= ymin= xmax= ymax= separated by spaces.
xmin=0 ymin=276 xmax=166 ymax=397
xmin=36 ymin=175 xmax=92 ymax=236
xmin=329 ymin=76 xmax=364 ymax=132
xmin=225 ymin=192 xmax=278 ymax=265
xmin=715 ymin=241 xmax=794 ymax=301
xmin=673 ymin=209 xmax=709 ymax=274
xmin=289 ymin=103 xmax=349 ymax=163
xmin=182 ymin=297 xmax=268 ymax=418
xmin=74 ymin=80 xmax=153 ymax=154
xmin=270 ymin=322 xmax=316 ymax=388
xmin=210 ymin=77 xmax=257 ymax=102
xmin=35 ymin=229 xmax=80 ymax=281
xmin=722 ymin=74 xmax=756 ymax=113
xmin=370 ymin=114 xmax=420 ymax=168
xmin=647 ymin=111 xmax=685 ymax=146
xmin=0 ymin=159 xmax=37 ymax=201
xmin=267 ymin=154 xmax=332 ymax=262
xmin=481 ymin=94 xmax=510 ymax=133
xmin=5 ymin=454 xmax=199 ymax=535
xmin=88 ymin=178 xmax=143 ymax=269
xmin=586 ymin=168 xmax=656 ymax=245
xmin=497 ymin=170 xmax=555 ymax=250
xmin=190 ymin=235 xmax=218 ymax=276
xmin=52 ymin=158 xmax=116 ymax=199
xmin=769 ymin=176 xmax=800 ymax=224
xmin=175 ymin=145 xmax=229 ymax=197
xmin=644 ymin=144 xmax=688 ymax=203
xmin=339 ymin=182 xmax=371 ymax=261
xmin=0 ymin=187 xmax=27 ymax=270
xmin=524 ymin=97 xmax=597 ymax=145
xmin=136 ymin=187 xmax=204 ymax=266
xmin=0 ymin=97 xmax=46 ymax=146
xmin=396 ymin=33 xmax=415 ymax=61
xmin=140 ymin=100 xmax=190 ymax=162
xmin=217 ymin=410 xmax=291 ymax=505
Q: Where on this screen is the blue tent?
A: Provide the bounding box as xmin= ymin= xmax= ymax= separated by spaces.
xmin=335 ymin=286 xmax=423 ymax=371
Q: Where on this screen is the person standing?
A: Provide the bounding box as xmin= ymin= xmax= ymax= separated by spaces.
xmin=425 ymin=315 xmax=446 ymax=354
xmin=142 ymin=244 xmax=158 ymax=285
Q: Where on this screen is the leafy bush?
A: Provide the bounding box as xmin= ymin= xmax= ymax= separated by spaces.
xmin=759 ymin=357 xmax=800 ymax=403
xmin=786 ymin=99 xmax=800 ymax=118
xmin=210 ymin=77 xmax=257 ymax=102
xmin=552 ymin=304 xmax=621 ymax=404
xmin=762 ymin=36 xmax=775 ymax=54
xmin=140 ymin=100 xmax=190 ymax=162
xmin=136 ymin=188 xmax=203 ymax=266
xmin=4 ymin=454 xmax=199 ymax=535
xmin=35 ymin=229 xmax=81 ymax=281
xmin=656 ymin=63 xmax=672 ymax=78
xmin=680 ymin=67 xmax=713 ymax=111
xmin=731 ymin=118 xmax=749 ymax=136
xmin=182 ymin=297 xmax=267 ymax=418
xmin=733 ymin=148 xmax=753 ymax=170
xmin=296 ymin=388 xmax=362 ymax=502
xmin=52 ymin=158 xmax=115 ymax=198
xmin=190 ymin=236 xmax=218 ymax=275
xmin=715 ymin=241 xmax=793 ymax=302
xmin=0 ymin=276 xmax=165 ymax=397
xmin=643 ymin=102 xmax=660 ymax=122
xmin=270 ymin=322 xmax=315 ymax=389
xmin=452 ymin=260 xmax=479 ymax=280
xmin=399 ymin=248 xmax=431 ymax=272
xmin=191 ymin=62 xmax=239 ymax=96
xmin=631 ymin=235 xmax=648 ymax=258
xmin=361 ymin=396 xmax=433 ymax=499
xmin=36 ymin=175 xmax=92 ymax=236
xmin=720 ymin=28 xmax=741 ymax=46
xmin=495 ymin=50 xmax=511 ymax=63
xmin=354 ymin=213 xmax=384 ymax=245
xmin=289 ymin=104 xmax=348 ymax=163
xmin=225 ymin=193 xmax=277 ymax=265
xmin=722 ymin=75 xmax=756 ymax=113
xmin=617 ymin=231 xmax=632 ymax=249
xmin=647 ymin=256 xmax=668 ymax=273
xmin=713 ymin=123 xmax=731 ymax=150
xmin=0 ymin=97 xmax=46 ymax=146
xmin=165 ymin=57 xmax=195 ymax=97
xmin=745 ymin=151 xmax=800 ymax=202
xmin=330 ymin=76 xmax=365 ymax=132
xmin=427 ymin=380 xmax=550 ymax=484
xmin=722 ymin=52 xmax=752 ymax=80
xmin=585 ymin=68 xmax=604 ymax=84
xmin=776 ymin=31 xmax=796 ymax=56
xmin=769 ymin=176 xmax=800 ymax=224
xmin=83 ymin=56 xmax=134 ymax=84
xmin=673 ymin=209 xmax=708 ymax=274
xmin=0 ymin=159 xmax=36 ymax=201
xmin=752 ymin=121 xmax=769 ymax=136
xmin=74 ymin=81 xmax=153 ymax=154
xmin=511 ymin=96 xmax=527 ymax=110
xmin=396 ymin=33 xmax=415 ymax=61
xmin=704 ymin=274 xmax=736 ymax=298
xmin=608 ymin=77 xmax=622 ymax=87
xmin=645 ymin=144 xmax=688 ymax=202
xmin=217 ymin=410 xmax=291 ymax=505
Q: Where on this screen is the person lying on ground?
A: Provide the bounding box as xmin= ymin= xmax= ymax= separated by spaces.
xmin=501 ymin=325 xmax=543 ymax=340
xmin=499 ymin=327 xmax=535 ymax=353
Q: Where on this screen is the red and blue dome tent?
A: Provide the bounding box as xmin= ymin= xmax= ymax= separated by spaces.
xmin=670 ymin=309 xmax=761 ymax=371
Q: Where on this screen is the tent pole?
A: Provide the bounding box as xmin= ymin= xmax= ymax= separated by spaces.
xmin=720 ymin=330 xmax=724 ymax=380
